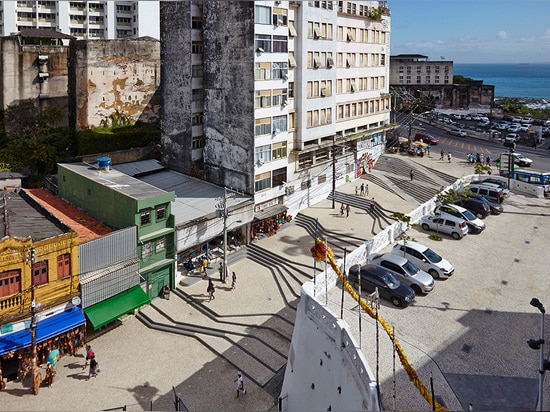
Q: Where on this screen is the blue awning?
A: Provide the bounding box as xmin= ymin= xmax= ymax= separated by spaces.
xmin=0 ymin=306 xmax=86 ymax=356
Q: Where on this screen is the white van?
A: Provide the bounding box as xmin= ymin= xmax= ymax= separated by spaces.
xmin=390 ymin=240 xmax=454 ymax=279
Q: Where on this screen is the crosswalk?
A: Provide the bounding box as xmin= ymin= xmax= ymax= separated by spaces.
xmin=437 ymin=136 xmax=495 ymax=154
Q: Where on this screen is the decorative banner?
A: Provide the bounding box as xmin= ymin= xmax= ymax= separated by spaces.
xmin=310 ymin=238 xmax=448 ymax=411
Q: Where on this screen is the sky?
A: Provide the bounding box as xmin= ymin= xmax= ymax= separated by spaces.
xmin=388 ymin=0 xmax=550 ymax=64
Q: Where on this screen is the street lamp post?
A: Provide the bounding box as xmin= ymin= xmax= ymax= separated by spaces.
xmin=26 ymin=248 xmax=41 ymax=395
xmin=216 ymin=188 xmax=229 ymax=284
xmin=528 ymin=297 xmax=550 ymax=411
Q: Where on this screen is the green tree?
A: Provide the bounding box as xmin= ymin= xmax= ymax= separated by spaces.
xmin=390 ymin=211 xmax=416 ymax=250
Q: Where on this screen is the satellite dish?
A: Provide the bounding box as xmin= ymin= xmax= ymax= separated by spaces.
xmin=72 ymin=296 xmax=81 ymax=306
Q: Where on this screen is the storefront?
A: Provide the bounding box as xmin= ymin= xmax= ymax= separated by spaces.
xmin=251 ymin=203 xmax=291 ymax=240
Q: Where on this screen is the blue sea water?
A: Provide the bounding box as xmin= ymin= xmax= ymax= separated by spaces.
xmin=453 ymin=63 xmax=550 ymax=100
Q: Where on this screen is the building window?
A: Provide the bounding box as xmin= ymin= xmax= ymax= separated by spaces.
xmin=255 ymin=117 xmax=271 ymax=136
xmin=192 ymin=113 xmax=203 ymax=126
xmin=141 ymin=242 xmax=152 ymax=260
xmin=272 ymin=142 xmax=287 ymax=159
xmin=192 ymin=136 xmax=205 ymax=149
xmin=288 ymin=82 xmax=294 ymax=98
xmin=0 ymin=270 xmax=21 ymax=298
xmin=273 ymin=35 xmax=288 ymax=53
xmin=255 ymin=5 xmax=271 ymax=24
xmin=255 ymin=90 xmax=272 ymax=109
xmin=192 ymin=65 xmax=203 ymax=77
xmin=255 ymin=34 xmax=272 ymax=52
xmin=272 ymin=115 xmax=288 ymax=133
xmin=254 ymin=172 xmax=271 ymax=192
xmin=272 ymin=88 xmax=288 ymax=106
xmin=57 ymin=253 xmax=71 ymax=280
xmin=156 ymin=206 xmax=167 ymax=221
xmin=255 ymin=62 xmax=272 ymax=80
xmin=140 ymin=210 xmax=151 ymax=226
xmin=255 ymin=145 xmax=272 ymax=165
xmin=155 ymin=237 xmax=166 ymax=253
xmin=272 ymin=7 xmax=288 ymax=26
xmin=32 ymin=261 xmax=48 ymax=286
xmin=288 ymin=20 xmax=297 ymax=37
xmin=192 ymin=89 xmax=203 ymax=102
xmin=272 ymin=62 xmax=288 ymax=80
xmin=192 ymin=41 xmax=203 ymax=54
xmin=192 ymin=16 xmax=203 ymax=29
xmin=288 ymin=52 xmax=297 ymax=68
xmin=272 ymin=167 xmax=287 ymax=187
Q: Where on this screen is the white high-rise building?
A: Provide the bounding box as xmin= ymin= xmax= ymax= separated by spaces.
xmin=0 ymin=1 xmax=159 ymax=40
xmin=161 ymin=1 xmax=391 ymax=225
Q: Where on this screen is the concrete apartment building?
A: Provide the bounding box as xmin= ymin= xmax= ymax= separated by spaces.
xmin=389 ymin=54 xmax=495 ymax=110
xmin=161 ymin=0 xmax=392 ymax=226
xmin=0 ymin=1 xmax=159 ymax=40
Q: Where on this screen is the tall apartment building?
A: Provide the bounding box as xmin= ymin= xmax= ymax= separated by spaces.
xmin=0 ymin=1 xmax=159 ymax=40
xmin=389 ymin=54 xmax=453 ymax=86
xmin=161 ymin=1 xmax=391 ymax=223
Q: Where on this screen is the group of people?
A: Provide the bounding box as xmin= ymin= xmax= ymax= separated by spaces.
xmin=354 ymin=182 xmax=369 ymax=197
xmin=466 ymin=152 xmax=491 ymax=165
xmin=207 ymin=271 xmax=237 ymax=302
xmin=440 ymin=149 xmax=452 ymax=162
xmin=83 ymin=344 xmax=100 ymax=381
xmin=339 ymin=203 xmax=351 ymax=217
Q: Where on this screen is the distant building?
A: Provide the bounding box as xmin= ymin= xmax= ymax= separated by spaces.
xmin=0 ymin=1 xmax=159 ymax=40
xmin=389 ymin=54 xmax=494 ymax=110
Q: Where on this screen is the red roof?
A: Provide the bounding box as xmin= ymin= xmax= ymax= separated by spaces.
xmin=25 ymin=189 xmax=113 ymax=243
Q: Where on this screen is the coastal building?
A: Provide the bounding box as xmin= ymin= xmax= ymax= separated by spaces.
xmin=160 ymin=0 xmax=392 ymax=222
xmin=0 ymin=1 xmax=159 ymax=40
xmin=389 ymin=54 xmax=495 ymax=110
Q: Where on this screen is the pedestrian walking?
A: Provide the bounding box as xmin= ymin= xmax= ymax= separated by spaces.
xmin=234 ymin=371 xmax=246 ymax=397
xmin=486 ymin=155 xmax=491 ymax=166
xmin=346 ymin=204 xmax=350 ymax=217
xmin=218 ymin=262 xmax=223 ymax=282
xmin=360 ymin=183 xmax=365 ymax=196
xmin=86 ymin=355 xmax=99 ymax=381
xmin=410 ymin=169 xmax=414 ymax=181
xmin=231 ymin=272 xmax=237 ymax=290
xmin=447 ymin=152 xmax=452 ymax=163
xmin=440 ymin=149 xmax=445 ymax=161
xmin=371 ymin=197 xmax=376 ymax=211
xmin=83 ymin=345 xmax=94 ymax=370
xmin=355 ymin=185 xmax=359 ymax=195
xmin=365 ymin=184 xmax=369 ymax=196
xmin=207 ymin=279 xmax=215 ymax=301
xmin=340 ymin=203 xmax=345 ymax=217
xmin=427 ymin=144 xmax=431 ymax=156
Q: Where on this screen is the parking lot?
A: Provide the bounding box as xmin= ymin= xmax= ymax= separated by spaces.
xmin=326 ymin=186 xmax=550 ymax=410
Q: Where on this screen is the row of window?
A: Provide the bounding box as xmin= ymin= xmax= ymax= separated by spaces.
xmin=308 ymin=1 xmax=334 ymax=10
xmin=336 ymin=97 xmax=390 ymax=121
xmin=140 ymin=205 xmax=168 ymax=226
xmin=307 ymin=80 xmax=333 ymax=98
xmin=255 ymin=34 xmax=288 ymax=53
xmin=338 ymin=1 xmax=371 ymax=17
xmin=337 ymin=26 xmax=387 ymax=44
xmin=0 ymin=253 xmax=71 ymax=298
xmin=337 ymin=76 xmax=386 ymax=93
xmin=305 ymin=52 xmax=386 ymax=69
xmin=307 ymin=21 xmax=334 ymax=40
xmin=398 ymin=66 xmax=451 ymax=73
xmin=398 ymin=79 xmax=450 ymax=85
xmin=255 ymin=115 xmax=288 ymax=136
xmin=306 ymin=108 xmax=333 ymax=128
xmin=255 ymin=5 xmax=288 ymax=26
xmin=255 ymin=88 xmax=288 ymax=109
xmin=255 ymin=167 xmax=287 ymax=192
xmin=254 ymin=141 xmax=288 ymax=165
xmin=141 ymin=237 xmax=166 ymax=260
xmin=255 ymin=62 xmax=289 ymax=81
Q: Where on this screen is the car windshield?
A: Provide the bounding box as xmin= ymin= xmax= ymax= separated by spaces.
xmin=423 ymin=248 xmax=442 ymax=263
xmin=381 ymin=272 xmax=400 ymax=289
xmin=516 ymin=154 xmax=525 ymax=159
xmin=462 ymin=210 xmax=475 ymax=220
xmin=402 ymin=260 xmax=419 ymax=276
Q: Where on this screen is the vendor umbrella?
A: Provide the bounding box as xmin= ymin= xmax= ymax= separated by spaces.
xmin=398 ymin=136 xmax=409 ymax=143
xmin=412 ymin=141 xmax=428 ymax=147
xmin=47 ymin=349 xmax=60 ymax=366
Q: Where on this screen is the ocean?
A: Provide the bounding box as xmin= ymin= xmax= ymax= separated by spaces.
xmin=453 ymin=63 xmax=550 ymax=100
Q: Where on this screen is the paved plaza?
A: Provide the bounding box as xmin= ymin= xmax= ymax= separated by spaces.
xmin=1 ymin=151 xmax=549 ymax=411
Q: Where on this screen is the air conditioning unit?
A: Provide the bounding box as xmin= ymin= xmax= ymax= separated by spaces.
xmin=275 ymin=0 xmax=282 ymax=4
xmin=277 ymin=18 xmax=284 ymax=26
xmin=256 ymin=47 xmax=264 ymax=53
xmin=282 ymin=73 xmax=289 ymax=80
xmin=39 ymin=72 xmax=49 ymax=79
xmin=273 ymin=128 xmax=280 ymax=136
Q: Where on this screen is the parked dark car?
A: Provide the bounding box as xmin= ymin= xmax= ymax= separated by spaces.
xmin=347 ymin=264 xmax=415 ymax=307
xmin=470 ymin=178 xmax=508 ymax=190
xmin=454 ymin=197 xmax=491 ymax=219
xmin=474 ymin=195 xmax=503 ymax=215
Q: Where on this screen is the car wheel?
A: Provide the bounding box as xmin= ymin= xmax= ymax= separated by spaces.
xmin=391 ymin=296 xmax=402 ymax=307
xmin=452 ymin=232 xmax=461 ymax=240
xmin=411 ymin=285 xmax=422 ymax=295
xmin=428 ymin=269 xmax=439 ymax=279
xmin=476 ymin=212 xmax=484 ymax=219
xmin=421 ymin=223 xmax=430 ymax=231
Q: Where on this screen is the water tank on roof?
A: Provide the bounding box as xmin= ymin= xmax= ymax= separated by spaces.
xmin=97 ymin=157 xmax=111 ymax=171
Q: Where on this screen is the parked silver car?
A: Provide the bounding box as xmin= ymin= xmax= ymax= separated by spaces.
xmin=419 ymin=214 xmax=469 ymax=239
xmin=369 ymin=253 xmax=435 ymax=294
xmin=434 ymin=204 xmax=486 ymax=234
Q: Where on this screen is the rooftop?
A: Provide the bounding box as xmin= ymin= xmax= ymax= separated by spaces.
xmin=25 ymin=188 xmax=113 ymax=244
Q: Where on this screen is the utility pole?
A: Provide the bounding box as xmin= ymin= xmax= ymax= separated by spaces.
xmin=332 ymin=135 xmax=336 ymax=209
xmin=26 ymin=247 xmax=41 ymax=395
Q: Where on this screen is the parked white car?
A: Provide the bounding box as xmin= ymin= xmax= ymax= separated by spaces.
xmin=419 ymin=214 xmax=469 ymax=239
xmin=434 ymin=204 xmax=486 ymax=234
xmin=391 ymin=240 xmax=455 ymax=279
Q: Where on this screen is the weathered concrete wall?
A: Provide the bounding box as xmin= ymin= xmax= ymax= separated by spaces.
xmin=202 ymin=1 xmax=255 ymax=194
xmin=70 ymin=38 xmax=161 ymax=131
xmin=0 ymin=36 xmax=70 ymax=125
xmin=159 ymin=1 xmax=193 ymax=176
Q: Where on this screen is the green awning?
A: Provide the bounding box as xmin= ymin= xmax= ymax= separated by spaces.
xmin=84 ymin=286 xmax=151 ymax=330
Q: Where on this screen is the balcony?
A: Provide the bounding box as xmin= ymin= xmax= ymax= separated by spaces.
xmin=0 ymin=292 xmax=25 ymax=315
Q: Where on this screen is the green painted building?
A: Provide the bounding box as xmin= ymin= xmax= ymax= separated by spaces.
xmin=57 ymin=160 xmax=176 ymax=299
